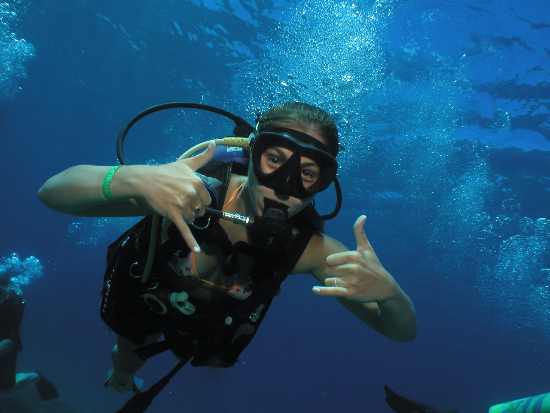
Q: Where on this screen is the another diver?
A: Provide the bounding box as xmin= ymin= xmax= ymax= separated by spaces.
xmin=38 ymin=101 xmax=417 ymax=411
xmin=0 ymin=256 xmax=25 ymax=392
xmin=0 ymin=253 xmax=78 ymax=412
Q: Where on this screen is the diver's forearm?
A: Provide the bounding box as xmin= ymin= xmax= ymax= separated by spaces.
xmin=375 ymin=289 xmax=417 ymax=342
xmin=0 ymin=339 xmax=15 ymax=358
xmin=37 ymin=164 xmax=149 ymax=216
xmin=339 ymin=286 xmax=416 ymax=342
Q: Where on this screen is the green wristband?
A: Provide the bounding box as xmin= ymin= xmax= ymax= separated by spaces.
xmin=102 ymin=165 xmax=122 ymax=200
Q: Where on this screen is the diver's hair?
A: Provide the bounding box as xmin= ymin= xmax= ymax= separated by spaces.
xmin=257 ymin=102 xmax=339 ymax=156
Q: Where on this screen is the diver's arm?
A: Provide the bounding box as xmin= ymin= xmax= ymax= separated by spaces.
xmin=38 ymin=165 xmax=153 ymax=217
xmin=337 ymin=286 xmax=416 ymax=342
xmin=302 ymin=234 xmax=416 ymax=342
xmin=39 ymin=145 xmax=216 ymax=251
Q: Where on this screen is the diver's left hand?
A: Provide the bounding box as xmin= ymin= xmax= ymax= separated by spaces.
xmin=314 ymin=215 xmax=399 ymax=303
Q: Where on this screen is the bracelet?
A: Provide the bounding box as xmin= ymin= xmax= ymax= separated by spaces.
xmin=102 ymin=165 xmax=122 ymax=200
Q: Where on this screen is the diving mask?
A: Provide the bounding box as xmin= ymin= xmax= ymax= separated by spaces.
xmin=250 ymin=127 xmax=338 ymax=199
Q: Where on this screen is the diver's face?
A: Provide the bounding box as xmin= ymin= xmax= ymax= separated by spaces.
xmin=260 ymin=146 xmax=321 ymax=190
xmin=248 ymin=123 xmax=328 ymax=217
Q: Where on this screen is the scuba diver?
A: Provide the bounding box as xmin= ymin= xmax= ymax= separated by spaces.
xmin=384 ymin=385 xmax=458 ymax=413
xmin=38 ymin=101 xmax=417 ymax=412
xmin=0 ymin=255 xmax=25 ymax=393
xmin=0 ymin=254 xmax=78 ymax=412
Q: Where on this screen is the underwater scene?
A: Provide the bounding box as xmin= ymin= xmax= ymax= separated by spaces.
xmin=1 ymin=0 xmax=549 ymax=412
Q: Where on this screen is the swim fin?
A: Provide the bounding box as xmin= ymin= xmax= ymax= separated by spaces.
xmin=384 ymin=385 xmax=458 ymax=413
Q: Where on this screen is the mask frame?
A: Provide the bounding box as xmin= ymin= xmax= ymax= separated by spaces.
xmin=250 ymin=127 xmax=338 ymax=199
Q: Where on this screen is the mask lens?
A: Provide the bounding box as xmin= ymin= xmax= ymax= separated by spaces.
xmin=260 ymin=146 xmax=292 ymax=173
xmin=252 ymin=129 xmax=337 ymax=198
xmin=260 ymin=146 xmax=322 ymax=189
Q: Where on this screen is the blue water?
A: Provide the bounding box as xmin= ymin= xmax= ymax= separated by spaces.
xmin=2 ymin=0 xmax=549 ymax=412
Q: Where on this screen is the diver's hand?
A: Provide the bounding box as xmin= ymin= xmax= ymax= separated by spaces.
xmin=132 ymin=142 xmax=216 ymax=252
xmin=314 ymin=215 xmax=400 ymax=303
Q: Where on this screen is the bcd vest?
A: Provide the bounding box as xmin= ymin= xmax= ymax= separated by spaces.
xmin=100 ymin=164 xmax=321 ymax=367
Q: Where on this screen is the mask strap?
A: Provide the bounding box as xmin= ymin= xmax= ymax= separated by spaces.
xmin=319 ymin=178 xmax=342 ymax=220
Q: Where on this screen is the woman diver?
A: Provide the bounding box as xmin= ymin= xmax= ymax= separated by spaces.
xmin=38 ymin=101 xmax=417 ymax=411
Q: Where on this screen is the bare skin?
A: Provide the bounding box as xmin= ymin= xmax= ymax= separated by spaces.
xmin=106 ymin=334 xmax=162 ymax=392
xmin=39 ymin=121 xmax=417 ymax=392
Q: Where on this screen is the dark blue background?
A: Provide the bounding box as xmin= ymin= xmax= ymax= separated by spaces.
xmin=2 ymin=1 xmax=549 ymax=412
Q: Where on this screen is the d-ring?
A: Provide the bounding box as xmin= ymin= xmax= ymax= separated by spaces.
xmin=129 ymin=261 xmax=144 ymax=279
xmin=190 ymin=215 xmax=211 ymax=230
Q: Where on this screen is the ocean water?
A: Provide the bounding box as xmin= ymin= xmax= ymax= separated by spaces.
xmin=1 ymin=0 xmax=549 ymax=412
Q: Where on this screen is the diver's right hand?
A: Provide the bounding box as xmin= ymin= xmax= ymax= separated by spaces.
xmin=128 ymin=142 xmax=216 ymax=252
